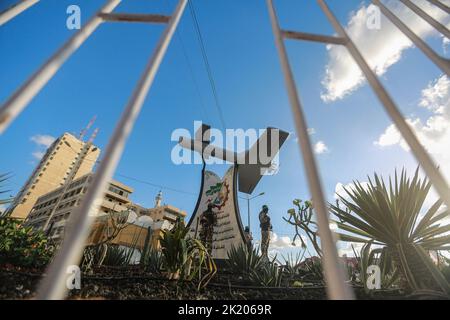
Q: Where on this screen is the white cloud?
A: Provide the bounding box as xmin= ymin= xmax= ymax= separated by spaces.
xmin=338 ymin=241 xmax=365 ymax=257
xmin=30 ymin=134 xmax=55 ymax=148
xmin=32 ymin=151 xmax=45 ymax=160
xmin=30 ymin=134 xmax=55 ymax=161
xmin=307 ymin=128 xmax=316 ymax=135
xmin=335 ymin=181 xmax=370 ymax=200
xmin=254 ymin=232 xmax=307 ymax=250
xmin=442 ymin=36 xmax=450 ymax=54
xmin=314 ymin=141 xmax=329 ymax=154
xmin=321 ymin=1 xmax=450 ymax=102
xmin=375 ymin=75 xmax=450 ymax=180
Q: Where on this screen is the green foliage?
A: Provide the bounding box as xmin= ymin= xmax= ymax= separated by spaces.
xmin=0 ymin=217 xmax=53 ymax=268
xmin=249 ymin=261 xmax=283 ymax=287
xmin=140 ymin=226 xmax=164 ymax=273
xmin=226 ymin=244 xmax=263 ymax=275
xmin=441 ymin=265 xmax=450 ymax=283
xmin=101 ymin=245 xmax=135 ymax=266
xmin=141 ymin=248 xmax=164 ymax=273
xmin=357 ymin=241 xmax=399 ymax=291
xmin=160 ymin=221 xmax=216 ymax=289
xmin=278 ymin=251 xmax=305 ymax=281
xmin=299 ymin=258 xmax=324 ymax=283
xmin=331 ymin=168 xmax=450 ymax=293
xmin=226 ymin=244 xmax=283 ymax=287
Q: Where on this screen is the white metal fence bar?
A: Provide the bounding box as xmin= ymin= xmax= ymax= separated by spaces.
xmin=281 ymin=30 xmax=347 ymax=45
xmin=266 ymin=0 xmax=354 ymax=300
xmin=0 ymin=0 xmax=122 ymax=134
xmin=35 ymin=0 xmax=187 ymax=299
xmin=98 ymin=13 xmax=171 ymax=24
xmin=318 ymin=0 xmax=450 ymax=211
xmin=400 ymin=0 xmax=450 ymax=39
xmin=372 ymin=0 xmax=450 ymax=76
xmin=0 ymin=0 xmax=39 ymax=26
xmin=426 ymin=0 xmax=450 ymax=14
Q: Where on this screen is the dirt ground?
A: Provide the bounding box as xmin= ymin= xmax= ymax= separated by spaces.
xmin=0 ymin=266 xmax=407 ymax=300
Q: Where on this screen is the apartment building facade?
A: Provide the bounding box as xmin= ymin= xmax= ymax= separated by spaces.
xmin=25 ymin=173 xmax=133 ymax=242
xmin=6 ymin=132 xmax=100 ymax=220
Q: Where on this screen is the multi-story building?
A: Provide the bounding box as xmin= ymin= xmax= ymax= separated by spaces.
xmin=25 ymin=173 xmax=133 ymax=242
xmin=26 ymin=172 xmax=186 ymax=250
xmin=6 ymin=132 xmax=100 ymax=220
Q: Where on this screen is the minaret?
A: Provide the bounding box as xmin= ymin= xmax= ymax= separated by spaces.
xmin=155 ymin=190 xmax=162 ymax=208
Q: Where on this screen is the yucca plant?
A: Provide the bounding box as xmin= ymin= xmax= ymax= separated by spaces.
xmin=330 ymin=168 xmax=450 ymax=294
xmin=226 ymin=244 xmax=263 ymax=276
xmin=160 ymin=221 xmax=216 ymax=289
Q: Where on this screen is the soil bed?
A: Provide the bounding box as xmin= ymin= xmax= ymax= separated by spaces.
xmin=0 ymin=266 xmax=405 ymax=300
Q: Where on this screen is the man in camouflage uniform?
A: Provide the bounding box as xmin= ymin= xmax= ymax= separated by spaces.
xmin=259 ymin=205 xmax=272 ymax=259
xmin=199 ymin=203 xmax=217 ymax=253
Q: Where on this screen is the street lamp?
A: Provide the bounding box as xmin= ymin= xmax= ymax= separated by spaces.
xmin=240 ymin=192 xmax=265 ymax=230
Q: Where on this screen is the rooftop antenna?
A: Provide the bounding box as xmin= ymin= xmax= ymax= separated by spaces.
xmin=79 ymin=115 xmax=97 ymax=141
xmin=88 ymin=127 xmax=99 ymax=145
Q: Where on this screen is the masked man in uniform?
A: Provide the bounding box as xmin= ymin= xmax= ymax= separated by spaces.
xmin=259 ymin=205 xmax=272 ymax=259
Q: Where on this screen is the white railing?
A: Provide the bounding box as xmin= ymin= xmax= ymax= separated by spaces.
xmin=0 ymin=0 xmax=187 ymax=299
xmin=0 ymin=0 xmax=39 ymax=26
xmin=267 ymin=0 xmax=450 ymax=300
xmin=1 ymin=0 xmax=449 ymax=300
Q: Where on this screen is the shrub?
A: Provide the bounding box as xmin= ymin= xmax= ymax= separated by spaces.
xmin=160 ymin=221 xmax=216 ymax=289
xmin=0 ymin=217 xmax=53 ymax=269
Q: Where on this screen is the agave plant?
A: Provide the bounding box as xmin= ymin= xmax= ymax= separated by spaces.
xmin=299 ymin=257 xmax=324 ymax=283
xmin=141 ymin=248 xmax=164 ymax=273
xmin=278 ymin=250 xmax=305 ymax=280
xmin=249 ymin=261 xmax=283 ymax=287
xmin=357 ymin=241 xmax=399 ymax=291
xmin=226 ymin=244 xmax=263 ymax=276
xmin=160 ymin=220 xmax=216 ymax=289
xmin=101 ymin=244 xmax=134 ymax=266
xmin=330 ymin=168 xmax=450 ymax=293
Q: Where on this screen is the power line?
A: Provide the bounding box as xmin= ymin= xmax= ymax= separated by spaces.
xmin=39 ymin=144 xmax=195 ymax=197
xmin=176 ymin=30 xmax=211 ymax=123
xmin=188 ymin=0 xmax=227 ymax=130
xmin=116 ymin=173 xmax=197 ymax=197
xmin=163 ymin=0 xmax=211 ymax=123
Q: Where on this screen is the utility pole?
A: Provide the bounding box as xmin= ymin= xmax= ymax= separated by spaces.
xmin=241 ymin=192 xmax=264 ymax=231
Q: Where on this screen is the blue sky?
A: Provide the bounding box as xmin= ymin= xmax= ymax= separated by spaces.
xmin=1 ymin=0 xmax=449 ymax=256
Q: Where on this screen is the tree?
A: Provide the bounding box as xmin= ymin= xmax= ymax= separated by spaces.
xmin=285 ymin=199 xmax=322 ymax=258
